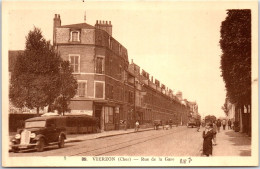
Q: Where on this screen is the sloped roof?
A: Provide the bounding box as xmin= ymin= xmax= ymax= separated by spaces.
xmin=60 ymin=23 xmax=95 ymax=29
xmin=25 ymin=116 xmax=66 ymax=122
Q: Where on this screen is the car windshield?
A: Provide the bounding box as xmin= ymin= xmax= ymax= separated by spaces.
xmin=25 ymin=121 xmax=46 ymax=128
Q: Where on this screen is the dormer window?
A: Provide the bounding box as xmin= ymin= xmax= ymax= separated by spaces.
xmin=70 ymin=30 xmax=80 ymax=42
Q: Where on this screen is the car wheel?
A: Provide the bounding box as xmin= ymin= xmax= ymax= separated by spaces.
xmin=36 ymin=138 xmax=45 ymax=152
xmin=58 ymin=136 xmax=65 ymax=148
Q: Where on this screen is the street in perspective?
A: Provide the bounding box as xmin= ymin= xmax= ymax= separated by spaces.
xmin=9 ymin=125 xmax=251 ymax=157
xmin=4 ymin=1 xmax=257 ymax=167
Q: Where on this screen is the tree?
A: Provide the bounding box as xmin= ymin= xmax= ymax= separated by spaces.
xmin=52 ymin=61 xmax=78 ymax=115
xmin=220 ymin=10 xmax=251 ymax=106
xmin=10 ymin=27 xmax=61 ymax=115
xmin=221 ymin=98 xmax=229 ymax=117
xmin=205 ymin=115 xmax=217 ymax=123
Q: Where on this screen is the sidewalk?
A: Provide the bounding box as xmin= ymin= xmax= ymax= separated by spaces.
xmin=213 ymin=128 xmax=251 ymax=156
xmin=65 ymin=127 xmax=154 ymax=143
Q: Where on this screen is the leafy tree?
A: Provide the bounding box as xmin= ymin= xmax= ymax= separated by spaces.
xmin=205 ymin=115 xmax=217 ymax=123
xmin=220 ymin=10 xmax=251 ymax=106
xmin=9 ymin=27 xmax=61 ymax=115
xmin=52 ymin=61 xmax=78 ymax=115
xmin=221 ymin=98 xmax=229 ymax=116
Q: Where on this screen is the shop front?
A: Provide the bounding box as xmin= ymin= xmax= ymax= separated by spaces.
xmin=135 ymin=107 xmax=145 ymax=124
xmin=94 ymin=102 xmax=122 ymax=131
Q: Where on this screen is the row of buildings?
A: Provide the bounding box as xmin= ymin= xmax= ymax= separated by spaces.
xmin=9 ymin=14 xmax=199 ymax=131
xmin=225 ymin=99 xmax=251 ymax=136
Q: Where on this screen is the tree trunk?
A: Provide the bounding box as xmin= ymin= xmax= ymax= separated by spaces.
xmin=247 ymin=104 xmax=251 ymax=137
xmin=37 ymin=107 xmax=40 ymax=116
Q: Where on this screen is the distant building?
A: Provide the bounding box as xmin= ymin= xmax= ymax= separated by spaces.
xmin=128 ymin=60 xmax=191 ymax=126
xmin=227 ymin=101 xmax=236 ymax=121
xmin=176 ymin=91 xmax=183 ymax=101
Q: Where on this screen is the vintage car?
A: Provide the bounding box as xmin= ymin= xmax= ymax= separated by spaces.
xmin=187 ymin=118 xmax=197 ymax=128
xmin=153 ymin=120 xmax=162 ymax=130
xmin=11 ymin=116 xmax=67 ymax=153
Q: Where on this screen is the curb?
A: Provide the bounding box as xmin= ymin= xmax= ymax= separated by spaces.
xmin=65 ymin=128 xmax=154 ymax=143
xmin=97 ymin=128 xmax=154 ymax=139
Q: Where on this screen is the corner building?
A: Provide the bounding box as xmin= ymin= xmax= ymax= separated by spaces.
xmin=53 ymin=14 xmax=129 ymax=131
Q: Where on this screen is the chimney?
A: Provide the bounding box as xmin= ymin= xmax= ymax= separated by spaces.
xmin=53 ymin=14 xmax=61 ymax=45
xmin=95 ymin=20 xmax=112 ymax=36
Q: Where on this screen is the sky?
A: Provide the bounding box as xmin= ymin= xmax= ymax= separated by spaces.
xmin=5 ymin=1 xmax=255 ymax=118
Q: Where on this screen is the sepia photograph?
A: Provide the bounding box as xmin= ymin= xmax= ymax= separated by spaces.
xmin=2 ymin=0 xmax=258 ymax=167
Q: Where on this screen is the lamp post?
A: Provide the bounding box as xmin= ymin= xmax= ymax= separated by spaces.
xmin=59 ymin=64 xmax=65 ymax=116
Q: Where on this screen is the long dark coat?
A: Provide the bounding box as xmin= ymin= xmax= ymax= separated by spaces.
xmin=203 ymin=130 xmax=214 ymax=156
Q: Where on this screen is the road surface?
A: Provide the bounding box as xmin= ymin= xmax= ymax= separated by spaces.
xmin=9 ymin=126 xmax=203 ymax=157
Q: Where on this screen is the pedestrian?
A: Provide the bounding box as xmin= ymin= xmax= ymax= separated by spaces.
xmin=169 ymin=119 xmax=173 ymax=129
xmin=124 ymin=120 xmax=127 ymax=131
xmin=228 ymin=119 xmax=232 ymax=130
xmin=135 ymin=120 xmax=140 ymax=132
xmin=222 ymin=119 xmax=226 ymax=130
xmin=201 ymin=119 xmax=205 ymax=127
xmin=216 ymin=119 xmax=221 ymax=133
xmin=212 ymin=121 xmax=217 ymax=145
xmin=202 ymin=123 xmax=214 ymax=157
xmin=197 ymin=120 xmax=201 ymax=132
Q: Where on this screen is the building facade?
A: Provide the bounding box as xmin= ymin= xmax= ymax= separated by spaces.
xmin=128 ymin=60 xmax=192 ymax=126
xmin=53 ymin=14 xmax=130 ymax=131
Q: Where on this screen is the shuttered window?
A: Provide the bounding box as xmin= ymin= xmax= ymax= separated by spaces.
xmin=69 ymin=55 xmax=80 ymax=73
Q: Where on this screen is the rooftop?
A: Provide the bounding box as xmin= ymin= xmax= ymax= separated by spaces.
xmin=60 ymin=23 xmax=95 ymax=29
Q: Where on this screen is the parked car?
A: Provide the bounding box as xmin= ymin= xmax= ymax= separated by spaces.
xmin=187 ymin=118 xmax=197 ymax=128
xmin=153 ymin=120 xmax=162 ymax=130
xmin=11 ymin=116 xmax=67 ymax=153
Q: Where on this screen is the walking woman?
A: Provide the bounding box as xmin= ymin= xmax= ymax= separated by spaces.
xmin=197 ymin=120 xmax=201 ymax=132
xmin=202 ymin=123 xmax=214 ymax=156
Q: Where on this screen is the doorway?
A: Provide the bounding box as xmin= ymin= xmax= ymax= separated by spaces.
xmin=95 ymin=105 xmax=102 ymax=129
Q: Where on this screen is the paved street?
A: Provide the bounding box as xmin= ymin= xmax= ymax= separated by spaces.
xmin=9 ymin=126 xmax=251 ymax=157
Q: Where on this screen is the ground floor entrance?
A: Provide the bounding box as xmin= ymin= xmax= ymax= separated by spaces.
xmin=94 ymin=103 xmax=122 ymax=131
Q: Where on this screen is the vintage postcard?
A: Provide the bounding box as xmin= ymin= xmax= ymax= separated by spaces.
xmin=2 ymin=0 xmax=258 ymax=167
